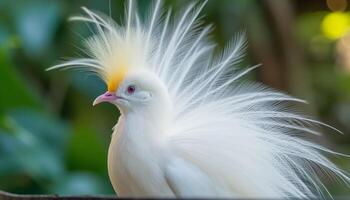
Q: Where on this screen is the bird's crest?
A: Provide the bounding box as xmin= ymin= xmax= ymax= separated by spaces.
xmin=48 ymin=5 xmax=150 ymax=92
xmin=92 ymin=32 xmax=148 ymax=92
xmin=84 ymin=25 xmax=150 ymax=92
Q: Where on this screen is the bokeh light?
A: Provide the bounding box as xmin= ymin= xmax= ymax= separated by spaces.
xmin=321 ymin=12 xmax=350 ymax=40
xmin=327 ymin=0 xmax=347 ymax=12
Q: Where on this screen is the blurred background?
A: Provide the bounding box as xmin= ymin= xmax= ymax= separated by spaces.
xmin=0 ymin=0 xmax=350 ymax=196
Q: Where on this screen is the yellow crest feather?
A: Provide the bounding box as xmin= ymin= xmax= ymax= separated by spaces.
xmin=102 ymin=33 xmax=146 ymax=92
xmin=107 ymin=66 xmax=128 ymax=92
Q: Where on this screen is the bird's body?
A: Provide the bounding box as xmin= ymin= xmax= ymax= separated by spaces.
xmin=49 ymin=0 xmax=349 ymax=198
xmin=108 ymin=91 xmax=233 ymax=197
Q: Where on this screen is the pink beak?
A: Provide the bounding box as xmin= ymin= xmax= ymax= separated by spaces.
xmin=93 ymin=91 xmax=118 ymax=106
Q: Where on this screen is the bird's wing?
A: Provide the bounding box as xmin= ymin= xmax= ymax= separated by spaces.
xmin=166 ymin=82 xmax=349 ymax=198
xmin=154 ymin=1 xmax=350 ymax=196
xmin=164 ymin=158 xmax=233 ymax=197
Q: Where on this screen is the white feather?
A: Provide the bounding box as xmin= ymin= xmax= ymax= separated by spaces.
xmin=48 ymin=0 xmax=349 ymax=198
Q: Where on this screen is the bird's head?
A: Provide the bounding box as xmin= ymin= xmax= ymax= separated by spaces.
xmin=93 ymin=69 xmax=171 ymax=115
xmin=48 ymin=9 xmax=172 ymax=117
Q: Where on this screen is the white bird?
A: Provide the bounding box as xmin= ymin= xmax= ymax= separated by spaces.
xmin=48 ymin=0 xmax=349 ymax=198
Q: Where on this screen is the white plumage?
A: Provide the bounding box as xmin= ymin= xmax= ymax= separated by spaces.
xmin=49 ymin=0 xmax=349 ymax=198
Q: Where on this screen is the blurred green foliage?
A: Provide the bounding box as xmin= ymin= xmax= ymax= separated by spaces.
xmin=0 ymin=0 xmax=121 ymax=195
xmin=0 ymin=0 xmax=350 ymax=196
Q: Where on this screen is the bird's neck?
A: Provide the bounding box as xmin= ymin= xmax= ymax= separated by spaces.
xmin=120 ymin=95 xmax=172 ymax=138
xmin=118 ymin=107 xmax=169 ymax=141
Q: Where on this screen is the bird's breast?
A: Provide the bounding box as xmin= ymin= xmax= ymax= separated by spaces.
xmin=107 ymin=116 xmax=174 ymax=197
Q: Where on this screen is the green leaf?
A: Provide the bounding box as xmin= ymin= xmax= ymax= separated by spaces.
xmin=13 ymin=0 xmax=63 ymax=58
xmin=50 ymin=172 xmax=114 ymax=195
xmin=66 ymin=124 xmax=108 ymax=175
xmin=0 ymin=50 xmax=41 ymax=114
xmin=0 ymin=109 xmax=70 ymax=186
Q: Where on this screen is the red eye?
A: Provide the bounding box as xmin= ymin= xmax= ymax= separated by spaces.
xmin=127 ymin=85 xmax=136 ymax=94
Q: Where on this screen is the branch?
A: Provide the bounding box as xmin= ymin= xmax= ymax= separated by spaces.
xmin=0 ymin=190 xmax=117 ymax=200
